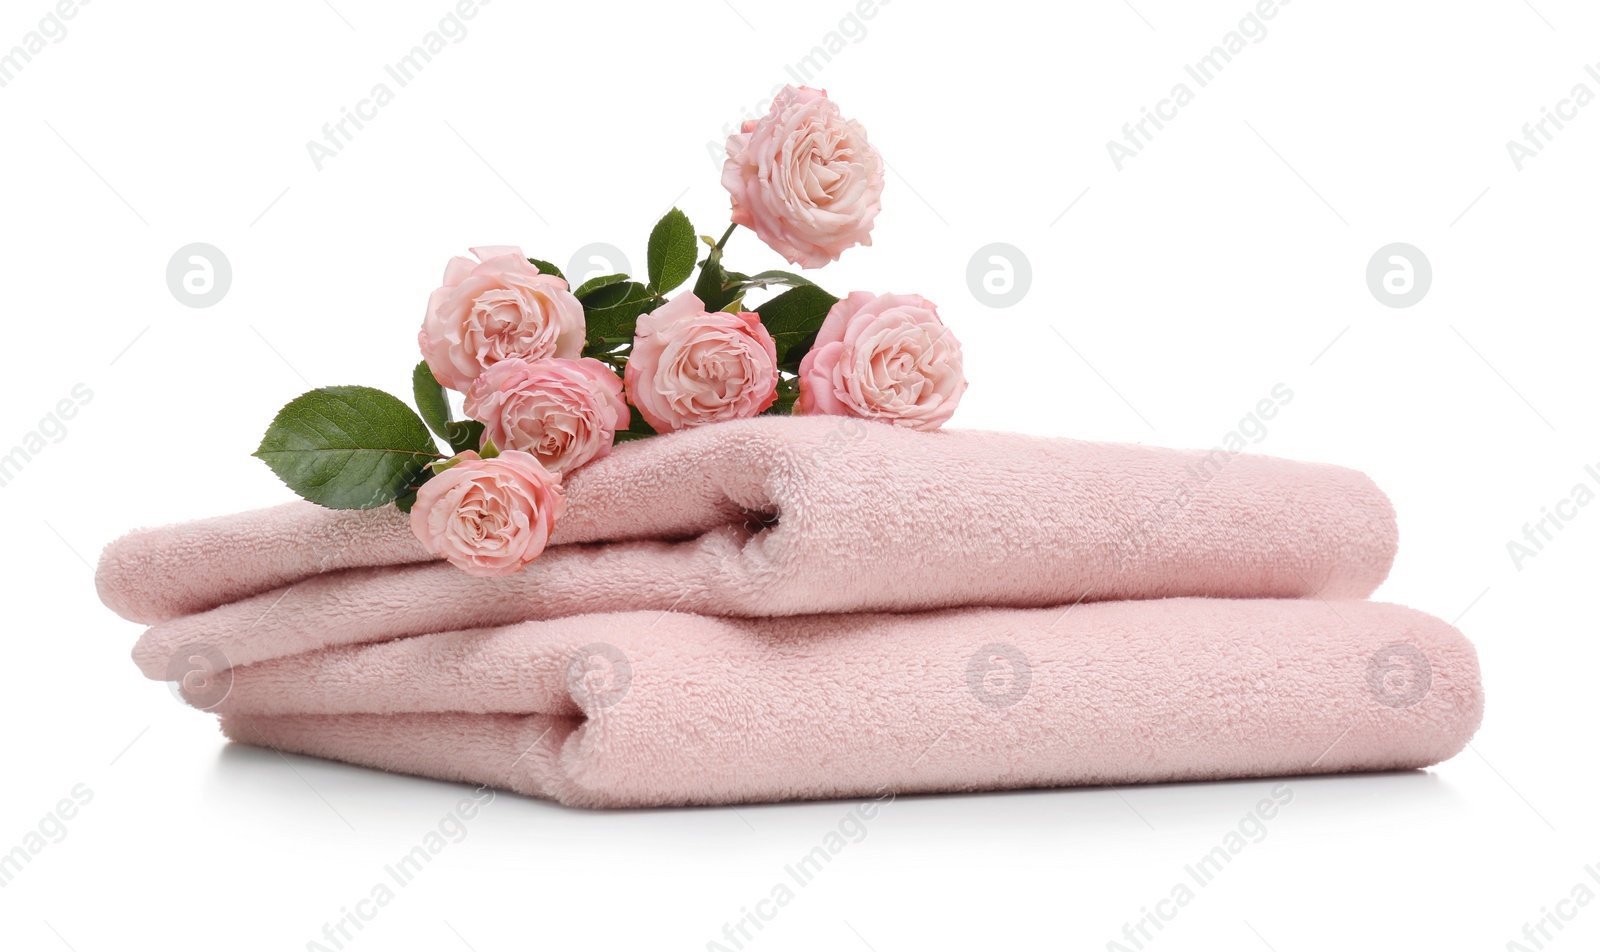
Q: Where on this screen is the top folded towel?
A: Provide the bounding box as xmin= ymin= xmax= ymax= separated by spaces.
xmin=97 ymin=416 xmax=1397 ymax=624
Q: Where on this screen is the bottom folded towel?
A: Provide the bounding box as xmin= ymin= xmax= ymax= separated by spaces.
xmin=198 ymin=598 xmax=1483 ymax=808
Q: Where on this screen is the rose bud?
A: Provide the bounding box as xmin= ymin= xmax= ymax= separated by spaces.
xmin=797 ymin=292 xmax=966 ymax=431
xmin=464 ymin=357 xmax=627 ymax=476
xmin=419 ymin=246 xmax=584 ymax=392
xmin=722 ymin=86 xmax=885 ymax=269
xmin=409 ymin=450 xmax=565 ymax=577
xmin=623 ymin=292 xmax=778 ymax=432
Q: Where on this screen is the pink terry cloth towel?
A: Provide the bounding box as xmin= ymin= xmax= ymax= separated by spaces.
xmin=98 ymin=416 xmax=1399 ymax=633
xmin=193 ymin=598 xmax=1481 ymax=808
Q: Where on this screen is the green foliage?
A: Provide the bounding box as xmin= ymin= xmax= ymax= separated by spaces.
xmin=412 ymin=361 xmax=485 ymax=454
xmin=751 ymin=285 xmax=840 ymax=369
xmin=646 ymin=208 xmax=697 ymax=293
xmin=254 ymin=387 xmax=443 ymax=509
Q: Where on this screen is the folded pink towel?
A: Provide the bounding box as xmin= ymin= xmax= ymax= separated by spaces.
xmin=199 ymin=598 xmax=1479 ymax=808
xmin=99 ymin=416 xmax=1398 ymax=628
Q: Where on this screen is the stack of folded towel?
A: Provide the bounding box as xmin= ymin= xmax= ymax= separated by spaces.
xmin=95 ymin=416 xmax=1483 ymax=808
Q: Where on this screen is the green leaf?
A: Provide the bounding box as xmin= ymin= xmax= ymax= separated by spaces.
xmin=395 ymin=485 xmax=420 ymax=513
xmin=693 ymin=247 xmax=734 ymax=312
xmin=395 ymin=465 xmax=437 ymax=513
xmin=753 ymin=285 xmax=840 ymax=367
xmin=768 ymin=380 xmax=802 ymax=416
xmin=581 ymin=279 xmax=651 ymax=310
xmin=574 ymin=272 xmax=633 ymax=300
xmin=254 ymin=386 xmax=445 ymax=510
xmin=738 ymin=270 xmax=817 ymax=292
xmin=646 ymin=208 xmax=697 ymax=293
xmin=527 ymin=258 xmax=565 ymax=281
xmin=777 ymin=332 xmax=822 ymax=373
xmin=413 ymin=360 xmax=485 ymax=454
xmin=582 ymin=281 xmax=656 ymax=352
xmin=444 ymin=420 xmax=485 ymax=455
xmin=412 ymin=361 xmax=453 ymax=441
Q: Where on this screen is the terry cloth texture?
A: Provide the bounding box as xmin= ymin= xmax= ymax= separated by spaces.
xmin=97 ymin=418 xmax=1464 ymax=808
xmin=99 ymin=415 xmax=1398 ymax=629
xmin=204 ymin=598 xmax=1479 ymax=808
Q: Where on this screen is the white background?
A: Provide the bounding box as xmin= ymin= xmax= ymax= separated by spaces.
xmin=2 ymin=0 xmax=1597 ymax=949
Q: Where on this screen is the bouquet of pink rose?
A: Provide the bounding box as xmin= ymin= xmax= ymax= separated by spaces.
xmin=254 ymin=85 xmax=967 ymax=577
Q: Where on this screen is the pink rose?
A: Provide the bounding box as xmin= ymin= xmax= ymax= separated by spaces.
xmin=409 ymin=450 xmax=565 ymax=578
xmin=623 ymin=292 xmax=778 ymax=432
xmin=722 ymin=85 xmax=885 ymax=269
xmin=419 ymin=246 xmax=585 ymax=392
xmin=797 ymin=292 xmax=966 ymax=431
xmin=463 ymin=357 xmax=627 ymax=475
